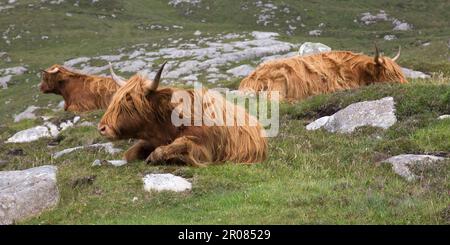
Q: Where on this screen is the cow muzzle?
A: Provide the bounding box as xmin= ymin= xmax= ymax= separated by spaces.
xmin=98 ymin=123 xmax=115 ymax=139
xmin=39 ymin=82 xmax=49 ymax=93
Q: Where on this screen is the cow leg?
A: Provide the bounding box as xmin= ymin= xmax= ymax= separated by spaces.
xmin=145 ymin=136 xmax=212 ymax=167
xmin=124 ymin=140 xmax=156 ymax=162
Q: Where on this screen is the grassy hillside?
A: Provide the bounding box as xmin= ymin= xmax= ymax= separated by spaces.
xmin=0 ymin=0 xmax=449 ymax=224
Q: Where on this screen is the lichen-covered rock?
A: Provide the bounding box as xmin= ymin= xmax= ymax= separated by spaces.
xmin=0 ymin=165 xmax=59 ymax=225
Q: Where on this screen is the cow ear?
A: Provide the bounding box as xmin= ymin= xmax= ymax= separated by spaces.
xmin=145 ymin=61 xmax=167 ymax=92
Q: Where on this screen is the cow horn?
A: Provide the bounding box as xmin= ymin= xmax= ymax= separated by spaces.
xmin=148 ymin=61 xmax=167 ymax=91
xmin=47 ymin=67 xmax=59 ymax=74
xmin=391 ymin=46 xmax=401 ymax=62
xmin=374 ymin=43 xmax=381 ymax=64
xmin=109 ymin=62 xmax=126 ymax=87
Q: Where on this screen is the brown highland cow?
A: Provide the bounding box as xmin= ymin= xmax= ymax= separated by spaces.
xmin=239 ymin=46 xmax=407 ymax=101
xmin=40 ymin=64 xmax=120 ymax=112
xmin=98 ymin=63 xmax=268 ymax=167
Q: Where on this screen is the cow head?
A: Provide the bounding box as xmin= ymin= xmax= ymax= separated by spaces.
xmin=98 ymin=62 xmax=170 ymax=140
xmin=364 ymin=44 xmax=408 ymax=84
xmin=39 ymin=64 xmax=71 ymax=93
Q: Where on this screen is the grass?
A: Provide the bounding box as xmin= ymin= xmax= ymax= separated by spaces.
xmin=0 ymin=0 xmax=449 ymax=224
xmin=0 ymin=79 xmax=448 ymax=224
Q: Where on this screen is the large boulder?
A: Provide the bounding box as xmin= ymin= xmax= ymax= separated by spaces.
xmin=382 ymin=154 xmax=446 ymax=181
xmin=0 ymin=165 xmax=59 ymax=224
xmin=298 ymin=42 xmax=331 ymax=56
xmin=307 ymin=97 xmax=397 ymax=133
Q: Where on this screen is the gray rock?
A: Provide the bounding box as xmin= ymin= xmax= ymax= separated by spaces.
xmin=384 ymin=35 xmax=397 ymax=41
xmin=401 ymin=68 xmax=431 ymax=79
xmin=382 ymin=154 xmax=446 ymax=181
xmin=226 ymin=64 xmax=254 ymax=77
xmin=7 ymin=117 xmax=80 ymax=143
xmin=325 ymin=97 xmax=396 ymax=133
xmin=92 ymin=159 xmax=127 ymax=167
xmin=6 ymin=126 xmax=51 ymax=143
xmin=251 ymin=31 xmax=279 ymax=40
xmin=0 ymin=75 xmax=12 ymax=89
xmin=14 ymin=106 xmax=39 ymax=122
xmin=0 ymin=165 xmax=59 ymax=225
xmin=306 ymin=116 xmax=331 ymax=131
xmin=392 ymin=19 xmax=412 ymax=31
xmin=143 ymin=173 xmax=192 ymax=192
xmin=298 ymin=42 xmax=331 ymax=56
xmin=53 ymin=143 xmax=122 ymax=159
xmin=308 ymin=30 xmax=322 ymax=37
xmin=308 ymin=97 xmax=396 ymax=133
xmin=360 ymin=11 xmax=389 ymax=25
xmin=63 ymin=57 xmax=90 ymax=67
xmin=0 ymin=66 xmax=27 ymax=76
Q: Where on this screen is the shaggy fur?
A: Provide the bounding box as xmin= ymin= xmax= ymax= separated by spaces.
xmin=239 ymin=51 xmax=408 ymax=101
xmin=40 ymin=64 xmax=119 ymax=112
xmin=99 ymin=75 xmax=267 ymax=166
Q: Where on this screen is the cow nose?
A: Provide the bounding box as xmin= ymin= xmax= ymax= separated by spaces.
xmin=98 ymin=124 xmax=107 ymax=135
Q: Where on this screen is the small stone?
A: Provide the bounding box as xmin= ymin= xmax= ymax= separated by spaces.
xmin=298 ymin=42 xmax=331 ymax=56
xmin=143 ymin=173 xmax=192 ymax=192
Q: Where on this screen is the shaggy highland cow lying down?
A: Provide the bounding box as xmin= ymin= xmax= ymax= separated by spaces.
xmin=40 ymin=64 xmax=120 ymax=112
xmin=239 ymin=46 xmax=407 ymax=101
xmin=98 ymin=63 xmax=268 ymax=166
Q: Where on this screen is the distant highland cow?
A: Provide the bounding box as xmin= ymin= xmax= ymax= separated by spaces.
xmin=98 ymin=63 xmax=267 ymax=166
xmin=239 ymin=45 xmax=407 ymax=101
xmin=40 ymin=64 xmax=120 ymax=112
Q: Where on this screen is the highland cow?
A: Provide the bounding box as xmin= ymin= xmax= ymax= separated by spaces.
xmin=239 ymin=45 xmax=407 ymax=101
xmin=98 ymin=63 xmax=268 ymax=166
xmin=40 ymin=64 xmax=120 ymax=112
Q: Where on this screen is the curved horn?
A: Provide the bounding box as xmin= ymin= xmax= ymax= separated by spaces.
xmin=374 ymin=43 xmax=381 ymax=64
xmin=109 ymin=62 xmax=126 ymax=87
xmin=391 ymin=46 xmax=401 ymax=62
xmin=47 ymin=66 xmax=60 ymax=74
xmin=147 ymin=61 xmax=167 ymax=91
